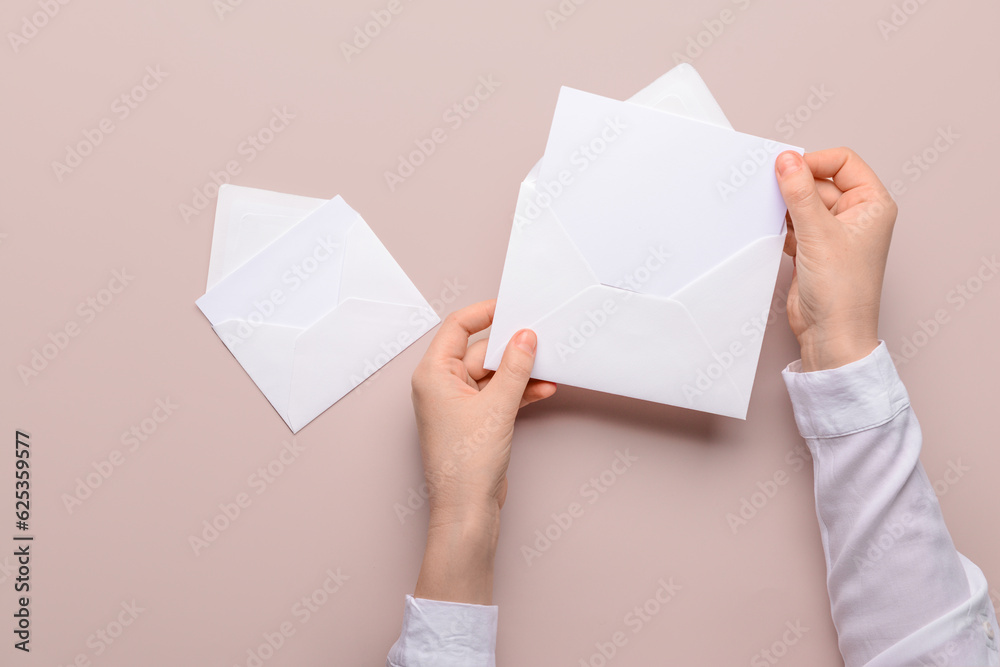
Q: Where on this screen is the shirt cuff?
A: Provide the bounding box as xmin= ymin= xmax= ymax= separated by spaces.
xmin=387 ymin=595 xmax=497 ymax=667
xmin=782 ymin=341 xmax=911 ymax=439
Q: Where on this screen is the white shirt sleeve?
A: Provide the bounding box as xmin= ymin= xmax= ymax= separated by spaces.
xmin=386 ymin=343 xmax=998 ymax=666
xmin=386 ymin=595 xmax=497 ymax=667
xmin=783 ymin=341 xmax=999 ymax=667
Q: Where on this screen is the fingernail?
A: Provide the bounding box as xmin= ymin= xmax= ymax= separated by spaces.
xmin=776 ymin=152 xmax=801 ymax=177
xmin=515 ymin=329 xmax=536 ymax=354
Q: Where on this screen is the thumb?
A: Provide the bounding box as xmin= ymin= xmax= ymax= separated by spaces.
xmin=775 ymin=151 xmax=830 ymax=235
xmin=485 ymin=329 xmax=537 ymax=410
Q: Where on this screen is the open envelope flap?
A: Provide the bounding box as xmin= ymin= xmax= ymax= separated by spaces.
xmin=668 ymin=232 xmax=787 ymax=405
xmin=338 ymin=220 xmax=440 ymax=313
xmin=484 ymin=180 xmax=601 ymax=369
xmin=207 ymin=184 xmax=327 ymax=291
xmin=626 ymin=63 xmax=732 ymax=130
xmin=519 ymin=64 xmax=732 ymax=188
xmin=285 ymin=298 xmax=438 ymax=432
xmin=196 ymin=197 xmax=359 ymax=330
xmin=218 ymin=202 xmax=325 ymax=285
xmin=210 ymin=298 xmax=436 ymax=433
xmin=211 ymin=320 xmax=303 ymax=428
xmin=528 ymin=284 xmax=747 ymax=417
xmin=486 ymin=180 xmax=757 ymax=418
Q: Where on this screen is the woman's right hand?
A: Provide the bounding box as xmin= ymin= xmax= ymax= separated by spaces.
xmin=774 ymin=148 xmax=898 ymax=371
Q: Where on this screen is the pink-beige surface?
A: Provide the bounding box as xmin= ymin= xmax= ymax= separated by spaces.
xmin=2 ymin=0 xmax=998 ymax=665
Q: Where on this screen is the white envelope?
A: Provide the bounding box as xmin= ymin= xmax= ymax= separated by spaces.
xmin=484 ymin=65 xmax=802 ymax=419
xmin=197 ymin=191 xmax=440 ymax=432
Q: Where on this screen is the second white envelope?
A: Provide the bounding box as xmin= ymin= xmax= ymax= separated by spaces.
xmin=485 ymin=65 xmax=801 ymax=419
xmin=197 ymin=194 xmax=440 ymax=432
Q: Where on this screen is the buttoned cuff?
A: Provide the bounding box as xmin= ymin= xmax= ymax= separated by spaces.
xmin=387 ymin=595 xmax=497 ymax=667
xmin=782 ymin=341 xmax=911 ymax=439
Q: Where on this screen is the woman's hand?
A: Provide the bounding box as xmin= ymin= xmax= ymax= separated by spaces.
xmin=775 ymin=148 xmax=898 ymax=371
xmin=410 ymin=299 xmax=556 ymax=604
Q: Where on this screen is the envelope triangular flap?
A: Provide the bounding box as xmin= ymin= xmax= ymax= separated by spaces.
xmin=489 ymin=177 xmax=777 ymax=418
xmin=486 ymin=180 xmax=602 ymax=368
xmin=196 ymin=197 xmax=358 ymax=330
xmin=527 ymin=284 xmax=747 ymax=418
xmin=212 ymin=320 xmax=302 ymax=425
xmin=338 ymin=219 xmax=439 ymax=314
xmin=285 ymin=299 xmax=437 ymax=432
xmin=224 ymin=207 xmax=321 ymax=277
xmin=668 ymin=232 xmax=787 ymax=405
xmin=516 ymin=63 xmax=733 ymax=186
xmin=207 ymin=184 xmax=327 ymax=290
xmin=626 ymin=63 xmax=732 ymax=130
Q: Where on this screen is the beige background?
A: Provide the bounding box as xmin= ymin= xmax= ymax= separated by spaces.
xmin=2 ymin=0 xmax=998 ymax=665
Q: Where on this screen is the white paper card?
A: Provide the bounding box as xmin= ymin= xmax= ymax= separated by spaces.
xmin=537 ymin=86 xmax=798 ymax=296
